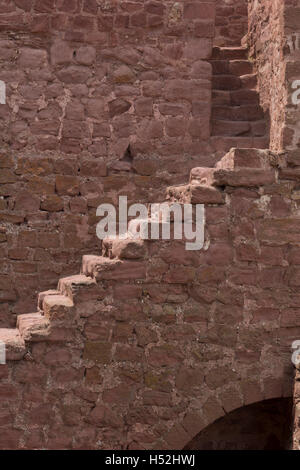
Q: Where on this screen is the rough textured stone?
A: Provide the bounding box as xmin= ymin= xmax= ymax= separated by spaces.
xmin=0 ymin=0 xmax=298 ymax=453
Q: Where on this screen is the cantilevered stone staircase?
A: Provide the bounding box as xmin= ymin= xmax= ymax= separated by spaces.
xmin=0 ymin=147 xmax=275 ymax=363
xmin=211 ymin=46 xmax=269 ymax=145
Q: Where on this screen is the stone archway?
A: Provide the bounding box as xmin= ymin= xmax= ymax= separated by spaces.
xmin=184 ymin=398 xmax=293 ymax=450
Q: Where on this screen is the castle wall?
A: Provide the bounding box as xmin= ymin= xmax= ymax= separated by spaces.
xmin=281 ymin=0 xmax=300 ymax=156
xmin=0 ymin=0 xmax=215 ymax=327
xmin=2 ymin=0 xmax=300 ymax=450
xmin=248 ymin=0 xmax=286 ymax=152
xmin=293 ymin=366 xmax=300 ymax=449
xmin=215 ymin=0 xmax=248 ymax=46
xmin=1 ymin=147 xmax=300 ymax=450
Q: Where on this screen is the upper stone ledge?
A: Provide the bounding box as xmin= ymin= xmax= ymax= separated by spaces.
xmin=190 ymin=148 xmax=277 ymax=188
xmin=102 ymin=238 xmax=146 ymax=260
xmin=216 ymin=148 xmax=273 ymax=170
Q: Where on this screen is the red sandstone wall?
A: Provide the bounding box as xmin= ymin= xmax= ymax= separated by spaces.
xmin=248 ymin=0 xmax=300 ymax=154
xmin=1 ymin=147 xmax=299 ymax=449
xmin=0 ymin=0 xmax=216 ymax=327
xmin=248 ymin=0 xmax=286 ymax=152
xmin=215 ymin=0 xmax=248 ymax=46
xmin=282 ymin=0 xmax=300 ymax=152
xmin=293 ymin=366 xmax=300 ymax=449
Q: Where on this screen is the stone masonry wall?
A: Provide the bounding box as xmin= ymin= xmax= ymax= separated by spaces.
xmin=293 ymin=365 xmax=300 ymax=449
xmin=282 ymin=0 xmax=300 ymax=153
xmin=215 ymin=0 xmax=248 ymax=47
xmin=248 ymin=0 xmax=286 ymax=152
xmin=2 ymin=0 xmax=300 ymax=450
xmin=1 ymin=147 xmax=300 ymax=449
xmin=0 ymin=0 xmax=216 ymax=327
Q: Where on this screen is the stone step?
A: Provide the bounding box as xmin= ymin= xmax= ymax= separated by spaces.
xmin=102 ymin=237 xmax=146 ymax=260
xmin=166 ymin=183 xmax=225 ymax=205
xmin=231 ymin=89 xmax=260 ymax=105
xmin=58 ymin=275 xmax=97 ymax=301
xmin=190 ymin=149 xmax=272 ymax=186
xmin=42 ymin=294 xmax=74 ymax=322
xmin=37 ymin=289 xmax=59 ymax=311
xmin=190 ymin=167 xmax=275 ymax=188
xmin=0 ymin=328 xmax=26 ymax=360
xmin=212 ymin=46 xmax=248 ymax=60
xmin=212 ymin=90 xmax=231 ymax=106
xmin=216 ymin=148 xmax=272 ymax=170
xmin=212 ymin=120 xmax=251 ymax=136
xmin=212 ymin=105 xmax=264 ymax=121
xmin=240 ymin=73 xmax=257 ymax=89
xmin=81 ymin=255 xmax=146 ymax=281
xmin=17 ymin=313 xmax=50 ymax=342
xmin=212 ymin=75 xmax=241 ymax=91
xmin=211 ymin=60 xmax=253 ymax=76
xmin=213 ymin=168 xmax=275 ymax=187
xmin=189 ymin=168 xmax=217 ymax=186
xmin=189 ymin=148 xmax=275 ymax=188
xmin=212 ymin=89 xmax=260 ymax=106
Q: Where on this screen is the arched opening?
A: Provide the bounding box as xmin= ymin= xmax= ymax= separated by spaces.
xmin=184 ymin=398 xmax=293 ymax=450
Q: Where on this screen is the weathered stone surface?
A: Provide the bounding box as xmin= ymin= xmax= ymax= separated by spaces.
xmin=0 ymin=0 xmax=298 ymax=453
xmin=83 ymin=342 xmax=112 ymax=364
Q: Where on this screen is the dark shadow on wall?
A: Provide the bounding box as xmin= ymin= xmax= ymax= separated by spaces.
xmin=184 ymin=398 xmax=293 ymax=450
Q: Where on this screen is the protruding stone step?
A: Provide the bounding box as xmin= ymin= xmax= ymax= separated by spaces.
xmin=211 ymin=60 xmax=253 ymax=76
xmin=216 ymin=148 xmax=272 ymax=170
xmin=38 ymin=289 xmax=59 ymax=311
xmin=190 ymin=168 xmax=216 ymax=186
xmin=17 ymin=313 xmax=50 ymax=342
xmin=212 ymin=120 xmax=251 ymax=136
xmin=43 ymin=294 xmax=74 ymax=321
xmin=213 ymin=89 xmax=260 ymax=106
xmin=102 ymin=237 xmax=146 ymax=260
xmin=212 ymin=75 xmax=241 ymax=91
xmin=212 ymin=90 xmax=231 ymax=105
xmin=229 ymin=60 xmax=253 ymax=76
xmin=189 ymin=167 xmax=275 ymax=189
xmin=190 ymin=149 xmax=274 ymax=188
xmin=0 ymin=328 xmax=26 ymax=360
xmin=231 ymin=89 xmax=259 ymax=105
xmin=212 ymin=105 xmax=264 ymax=121
xmin=81 ymin=255 xmax=146 ymax=281
xmin=212 ymin=46 xmax=248 ymax=60
xmin=58 ymin=275 xmax=97 ymax=301
xmin=212 ymin=168 xmax=275 ymax=187
xmin=240 ymin=73 xmax=257 ymax=89
xmin=166 ymin=184 xmax=225 ymax=205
